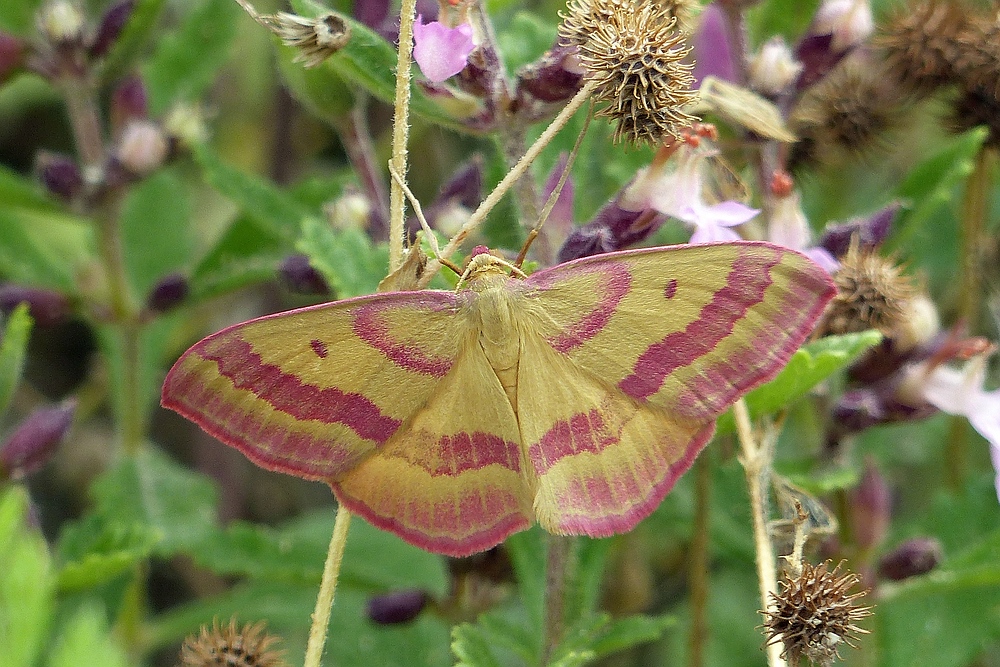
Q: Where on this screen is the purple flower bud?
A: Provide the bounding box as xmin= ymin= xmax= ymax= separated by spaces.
xmin=366 ymin=589 xmax=429 ymax=625
xmin=819 ymin=202 xmax=900 ymax=257
xmin=279 ymin=254 xmax=330 ymax=295
xmin=831 ymin=387 xmax=888 ymax=433
xmin=0 ymin=32 xmax=25 ymax=85
xmin=794 ymin=33 xmax=845 ymax=91
xmin=37 ymin=152 xmax=83 ymax=201
xmin=0 ymin=284 xmax=71 ymax=326
xmin=0 ymin=400 xmax=76 ymax=480
xmin=115 ymin=119 xmax=169 ymax=175
xmin=516 ymin=45 xmax=583 ymax=104
xmin=878 ymin=537 xmax=943 ymax=581
xmin=146 ymin=273 xmax=188 ymax=312
xmin=849 ymin=460 xmax=891 ymax=552
xmin=88 ymin=0 xmax=136 ymax=59
xmin=111 ymin=75 xmax=149 ymax=132
xmin=557 ymin=201 xmax=662 ymax=263
xmin=692 ymin=4 xmax=736 ymax=86
xmin=542 ymin=154 xmax=575 ymax=243
xmin=435 ymin=157 xmax=483 ymax=210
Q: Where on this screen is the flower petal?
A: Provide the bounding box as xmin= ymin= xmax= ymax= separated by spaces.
xmin=412 ymin=16 xmax=475 ymax=83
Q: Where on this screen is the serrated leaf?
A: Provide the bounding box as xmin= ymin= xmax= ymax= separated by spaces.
xmin=453 ymin=622 xmax=506 ymax=667
xmin=47 ymin=602 xmax=128 ymax=667
xmin=90 ymin=446 xmax=218 ymax=555
xmin=717 ymin=330 xmax=882 ymax=434
xmin=56 ymin=517 xmax=159 ymax=592
xmin=141 ymin=0 xmax=241 ymax=112
xmin=120 ymin=169 xmax=193 ymax=298
xmin=0 ymin=303 xmax=31 ymax=417
xmin=586 ymin=614 xmax=675 ymax=658
xmin=193 ymin=144 xmax=311 ymax=242
xmin=296 ymin=217 xmax=389 ymax=297
xmin=0 ymin=487 xmax=55 ymax=667
xmin=189 ymin=215 xmax=290 ymax=302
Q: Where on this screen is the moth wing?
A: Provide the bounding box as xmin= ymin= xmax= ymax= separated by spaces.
xmin=517 ymin=331 xmax=714 ymax=535
xmin=333 ymin=331 xmax=533 ymax=557
xmin=517 ymin=241 xmax=833 ymax=533
xmin=524 ymin=241 xmax=835 ymax=422
xmin=162 ymin=290 xmax=465 ymax=480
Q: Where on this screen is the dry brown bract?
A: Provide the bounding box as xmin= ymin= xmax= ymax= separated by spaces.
xmin=178 ymin=619 xmax=287 ymax=667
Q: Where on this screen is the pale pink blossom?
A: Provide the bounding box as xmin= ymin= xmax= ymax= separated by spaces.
xmin=638 ymin=143 xmax=758 ymax=245
xmin=913 ymin=355 xmax=1000 ymax=500
xmin=412 ymin=16 xmax=475 ymax=83
xmin=769 ymin=190 xmax=838 ymax=272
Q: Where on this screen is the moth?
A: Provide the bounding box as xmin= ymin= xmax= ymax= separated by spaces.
xmin=162 ymin=242 xmax=834 ymax=556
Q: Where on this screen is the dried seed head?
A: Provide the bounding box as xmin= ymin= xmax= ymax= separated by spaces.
xmin=947 ymin=84 xmax=1000 ymax=149
xmin=791 ymin=55 xmax=909 ymax=164
xmin=877 ymin=0 xmax=968 ymax=97
xmin=763 ymin=561 xmax=872 ymax=667
xmin=952 ymin=10 xmax=1000 ymax=97
xmin=566 ymin=0 xmax=697 ymax=145
xmin=265 ymin=12 xmax=351 ymax=68
xmin=818 ymin=242 xmax=916 ymax=340
xmin=179 ymin=619 xmax=286 ymax=667
xmin=559 ymin=0 xmax=632 ymax=48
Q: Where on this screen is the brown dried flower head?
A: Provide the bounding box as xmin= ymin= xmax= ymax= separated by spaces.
xmin=563 ymin=0 xmax=697 ymax=146
xmin=790 ymin=55 xmax=909 ymax=164
xmin=877 ymin=0 xmax=968 ymax=97
xmin=819 ymin=242 xmax=916 ymax=340
xmin=764 ymin=561 xmax=872 ymax=667
xmin=952 ymin=9 xmax=1000 ymax=97
xmin=948 ymin=83 xmax=1000 ymax=148
xmin=179 ymin=619 xmax=287 ymax=667
xmin=265 ymin=12 xmax=351 ymax=68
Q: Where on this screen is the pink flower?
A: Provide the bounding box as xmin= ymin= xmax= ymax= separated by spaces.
xmin=639 ymin=142 xmax=758 ymax=244
xmin=412 ymin=16 xmax=475 ymax=83
xmin=769 ymin=190 xmax=838 ymax=272
xmin=911 ymin=354 xmax=1000 ymax=500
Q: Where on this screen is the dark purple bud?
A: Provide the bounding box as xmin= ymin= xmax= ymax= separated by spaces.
xmin=0 ymin=400 xmax=76 ymax=480
xmin=794 ymin=33 xmax=845 ymax=91
xmin=0 ymin=284 xmax=71 ymax=326
xmin=367 ymin=589 xmax=429 ymax=625
xmin=819 ymin=202 xmax=900 ymax=257
xmin=831 ymin=387 xmax=888 ymax=433
xmin=435 ymin=157 xmax=483 ymax=211
xmin=146 ymin=273 xmax=188 ymax=312
xmin=878 ymin=537 xmax=943 ymax=581
xmin=849 ymin=459 xmax=891 ymax=552
xmin=542 ymin=154 xmax=575 ymax=242
xmin=557 ymin=200 xmax=662 ymax=263
xmin=37 ymin=152 xmax=83 ymax=201
xmin=279 ymin=254 xmax=330 ymax=295
xmin=516 ymin=45 xmax=583 ymax=104
xmin=88 ymin=0 xmax=136 ymax=58
xmin=0 ymin=32 xmax=25 ymax=85
xmin=692 ymin=4 xmax=736 ymax=86
xmin=111 ymin=75 xmax=149 ymax=132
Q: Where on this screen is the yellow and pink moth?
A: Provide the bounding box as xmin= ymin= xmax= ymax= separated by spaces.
xmin=162 ymin=242 xmax=835 ymax=556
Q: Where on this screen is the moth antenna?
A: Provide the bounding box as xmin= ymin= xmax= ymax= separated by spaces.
xmin=388 ymin=163 xmax=446 ymax=261
xmin=515 ymin=103 xmax=593 ymax=268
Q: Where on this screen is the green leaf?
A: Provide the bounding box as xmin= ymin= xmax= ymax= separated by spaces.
xmin=453 ymin=622 xmax=507 ymax=667
xmin=716 ymin=330 xmax=883 ymax=434
xmin=193 ymin=143 xmax=311 ymax=242
xmin=0 ymin=0 xmax=40 ymax=33
xmin=275 ymin=33 xmax=355 ymax=122
xmin=0 ymin=165 xmax=93 ymax=291
xmin=0 ymin=303 xmax=32 ymax=417
xmin=189 ymin=215 xmax=289 ymax=302
xmin=297 ymin=217 xmax=389 ymax=297
xmin=0 ymin=486 xmax=55 ymax=667
xmin=563 ymin=537 xmax=612 ymax=625
xmin=141 ymin=0 xmax=241 ymax=113
xmin=56 ymin=516 xmax=158 ymax=592
xmin=47 ymin=602 xmax=128 ymax=667
xmin=120 ymin=169 xmax=193 ymax=298
xmin=496 ymin=12 xmax=558 ymax=73
xmin=584 ymin=614 xmax=675 ymax=658
xmin=505 ymin=527 xmax=547 ymax=656
xmin=90 ymin=446 xmax=218 ymax=556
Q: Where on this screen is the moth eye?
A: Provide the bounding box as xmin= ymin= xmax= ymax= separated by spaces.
xmin=663 ymin=279 xmax=678 ymax=299
xmin=310 ymin=339 xmax=328 ymax=358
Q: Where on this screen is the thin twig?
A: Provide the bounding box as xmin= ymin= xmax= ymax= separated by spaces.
xmin=303 ymin=506 xmax=352 ymax=667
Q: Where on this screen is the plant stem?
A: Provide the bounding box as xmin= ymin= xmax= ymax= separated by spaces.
xmin=336 ymin=100 xmax=391 ymax=241
xmin=387 ymin=0 xmax=418 ymax=269
xmin=418 ymin=81 xmax=597 ymax=287
xmin=303 ymin=505 xmax=352 ymax=667
xmin=542 ymin=534 xmax=571 ymax=665
xmin=688 ymin=454 xmax=711 ymax=667
xmin=733 ymin=399 xmax=785 ymax=667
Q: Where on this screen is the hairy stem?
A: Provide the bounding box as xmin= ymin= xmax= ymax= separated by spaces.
xmin=303 ymin=506 xmax=352 ymax=667
xmin=688 ymin=453 xmax=711 ymax=667
xmin=387 ymin=0 xmax=418 ymax=269
xmin=734 ymin=399 xmax=785 ymax=667
xmin=336 ymin=100 xmax=391 ymax=241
